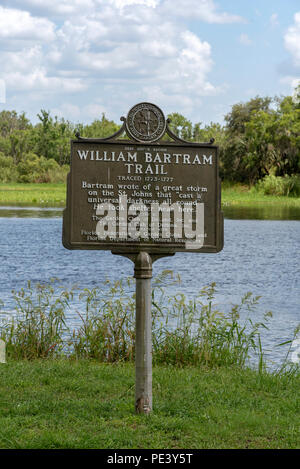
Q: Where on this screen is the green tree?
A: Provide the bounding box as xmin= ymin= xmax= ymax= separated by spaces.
xmin=193 ymin=122 xmax=226 ymax=144
xmin=272 ymin=95 xmax=300 ymax=175
xmin=34 ymin=110 xmax=74 ymax=164
xmin=0 ymin=110 xmax=33 ymax=163
xmin=292 ymin=81 xmax=300 ymax=109
xmin=222 ymin=96 xmax=275 ymax=183
xmin=224 ymin=96 xmax=272 ymax=134
xmin=0 ymin=110 xmax=30 ymax=138
xmin=167 ymin=113 xmax=193 ymax=141
xmin=82 ymin=113 xmax=120 ymax=139
xmin=9 ymin=129 xmax=35 ymax=165
xmin=0 ymin=135 xmax=11 ymax=155
xmin=0 ymin=152 xmax=17 ymax=182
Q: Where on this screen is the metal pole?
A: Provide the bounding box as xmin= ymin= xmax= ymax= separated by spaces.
xmin=0 ymin=340 xmax=6 ymax=363
xmin=134 ymin=252 xmax=152 ymax=414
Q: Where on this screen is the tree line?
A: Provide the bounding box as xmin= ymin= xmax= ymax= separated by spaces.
xmin=0 ymin=84 xmax=299 ymax=187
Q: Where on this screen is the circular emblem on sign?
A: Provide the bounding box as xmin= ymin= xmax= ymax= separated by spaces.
xmin=126 ymin=102 xmax=166 ymax=143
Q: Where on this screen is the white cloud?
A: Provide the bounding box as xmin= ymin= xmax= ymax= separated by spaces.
xmin=51 ymin=103 xmax=81 ymax=120
xmin=0 ymin=79 xmax=6 ymax=104
xmin=0 ymin=6 xmax=55 ymax=41
xmin=0 ymin=0 xmax=244 ymax=122
xmin=110 ymin=0 xmax=159 ymax=8
xmin=0 ymin=0 xmax=95 ymax=19
xmin=280 ymin=76 xmax=300 ymax=90
xmin=177 ymin=31 xmax=215 ymax=94
xmin=3 ymin=0 xmax=244 ymax=23
xmin=161 ymin=0 xmax=244 ymax=23
xmin=5 ymin=70 xmax=86 ymax=93
xmin=284 ymin=12 xmax=300 ymax=66
xmin=239 ymin=33 xmax=252 ymax=46
xmin=282 ymin=12 xmax=300 ymax=93
xmin=0 ymin=45 xmax=86 ymax=93
xmin=83 ymin=103 xmax=107 ymax=119
xmin=50 ymin=102 xmax=108 ymax=123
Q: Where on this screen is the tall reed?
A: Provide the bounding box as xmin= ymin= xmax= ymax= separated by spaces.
xmin=0 ymin=272 xmax=295 ymax=372
xmin=151 ymin=277 xmax=272 ymax=367
xmin=71 ymin=278 xmax=136 ymax=361
xmin=0 ymin=280 xmax=71 ymax=359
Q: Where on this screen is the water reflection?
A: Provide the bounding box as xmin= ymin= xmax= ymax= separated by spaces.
xmin=223 ymin=204 xmax=300 ymax=220
xmin=1 ymin=205 xmax=299 ymax=220
xmin=0 ymin=206 xmax=63 ymax=218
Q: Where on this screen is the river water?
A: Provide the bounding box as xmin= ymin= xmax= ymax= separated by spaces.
xmin=0 ymin=205 xmax=299 ymax=369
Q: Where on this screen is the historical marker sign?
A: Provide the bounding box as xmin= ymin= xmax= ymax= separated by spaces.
xmin=63 ymin=103 xmax=223 ymax=254
xmin=63 ymin=102 xmax=224 ymax=414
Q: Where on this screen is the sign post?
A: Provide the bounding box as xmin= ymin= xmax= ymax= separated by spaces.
xmin=63 ymin=102 xmax=223 ymax=414
xmin=134 ymin=252 xmax=152 ymax=414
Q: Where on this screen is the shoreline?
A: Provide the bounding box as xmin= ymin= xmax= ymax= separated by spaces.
xmin=0 ymin=182 xmax=300 ymax=210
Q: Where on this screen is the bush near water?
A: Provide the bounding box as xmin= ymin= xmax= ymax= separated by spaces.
xmin=0 ymin=84 xmax=299 ymax=190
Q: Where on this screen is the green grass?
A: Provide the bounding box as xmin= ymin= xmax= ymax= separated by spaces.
xmin=0 ymin=360 xmax=299 ymax=449
xmin=221 ymin=183 xmax=300 ymax=207
xmin=0 ymin=183 xmax=300 ymax=209
xmin=0 ymin=183 xmax=66 ymax=207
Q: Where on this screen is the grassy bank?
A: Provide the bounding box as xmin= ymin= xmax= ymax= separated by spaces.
xmin=0 ymin=183 xmax=66 ymax=207
xmin=222 ymin=183 xmax=300 ymax=208
xmin=0 ymin=183 xmax=300 ymax=209
xmin=0 ymin=360 xmax=299 ymax=449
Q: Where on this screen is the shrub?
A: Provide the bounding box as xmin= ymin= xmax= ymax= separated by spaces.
xmin=256 ymin=174 xmax=300 ymax=196
xmin=16 ymin=152 xmax=69 ymax=183
xmin=45 ymin=163 xmax=69 ymax=183
xmin=16 ymin=152 xmax=41 ymax=183
xmin=0 ymin=152 xmax=18 ymax=182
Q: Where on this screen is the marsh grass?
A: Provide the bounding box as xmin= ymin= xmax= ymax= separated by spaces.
xmin=72 ymin=278 xmax=136 ymax=361
xmin=0 ymin=272 xmax=297 ymax=372
xmin=151 ymin=277 xmax=272 ymax=368
xmin=0 ymin=280 xmax=72 ymax=359
xmin=0 ymin=183 xmax=66 ymax=207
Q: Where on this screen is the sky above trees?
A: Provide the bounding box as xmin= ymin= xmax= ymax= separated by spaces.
xmin=0 ymin=0 xmax=299 ymax=126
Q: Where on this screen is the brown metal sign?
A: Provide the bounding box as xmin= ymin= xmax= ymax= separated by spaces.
xmin=63 ymin=103 xmax=223 ymax=255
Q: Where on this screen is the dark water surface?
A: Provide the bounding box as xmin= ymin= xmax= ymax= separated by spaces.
xmin=224 ymin=204 xmax=300 ymax=220
xmin=0 ymin=205 xmax=299 ymax=368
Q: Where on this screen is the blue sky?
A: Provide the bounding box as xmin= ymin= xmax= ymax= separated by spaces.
xmin=0 ymin=0 xmax=299 ymax=127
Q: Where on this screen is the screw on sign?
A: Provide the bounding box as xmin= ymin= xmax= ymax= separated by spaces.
xmin=63 ymin=102 xmax=224 ymax=413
